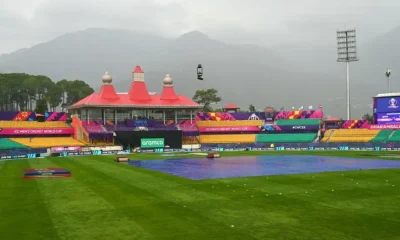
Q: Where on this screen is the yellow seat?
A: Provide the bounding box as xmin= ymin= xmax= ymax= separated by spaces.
xmin=326 ymin=129 xmax=380 ymax=142
xmin=10 ymin=137 xmax=85 ymax=148
xmin=199 ymin=134 xmax=256 ymax=144
xmin=320 ymin=129 xmax=333 ymax=142
xmin=0 ymin=121 xmax=69 ymax=128
xmin=182 ymin=137 xmax=198 ymax=144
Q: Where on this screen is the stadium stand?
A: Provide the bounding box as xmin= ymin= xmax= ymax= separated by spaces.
xmin=199 ymin=134 xmax=256 ymax=144
xmin=320 ymin=129 xmax=333 ymax=142
xmin=386 ymin=130 xmax=400 ymax=142
xmin=196 ymin=120 xmax=263 ymax=127
xmin=327 ymin=129 xmax=380 ymax=142
xmin=0 ymin=138 xmax=28 ymax=149
xmin=183 ymin=136 xmax=199 ymax=144
xmin=10 ymin=137 xmax=85 ymax=148
xmin=0 ymin=121 xmax=69 ymax=128
xmin=256 ymin=133 xmax=317 ymax=143
xmin=370 ymin=130 xmax=393 ymax=142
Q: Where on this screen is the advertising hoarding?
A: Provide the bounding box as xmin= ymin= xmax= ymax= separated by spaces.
xmin=0 ymin=128 xmax=73 ymax=135
xmin=198 ymin=126 xmax=260 ymax=132
xmin=140 ymin=138 xmax=165 ymax=148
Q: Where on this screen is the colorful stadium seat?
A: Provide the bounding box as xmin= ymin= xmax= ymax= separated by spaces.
xmin=370 ymin=130 xmax=393 ymax=142
xmin=10 ymin=137 xmax=85 ymax=148
xmin=199 ymin=134 xmax=256 ymax=144
xmin=320 ymin=130 xmax=333 ymax=142
xmin=0 ymin=121 xmax=69 ymax=128
xmin=327 ymin=129 xmax=380 ymax=142
xmin=386 ymin=130 xmax=400 ymax=142
xmin=0 ymin=138 xmax=28 ymax=149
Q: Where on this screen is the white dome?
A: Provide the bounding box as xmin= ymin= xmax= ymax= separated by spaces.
xmin=102 ymin=71 xmax=112 ymax=84
xmin=163 ymin=74 xmax=173 ymax=86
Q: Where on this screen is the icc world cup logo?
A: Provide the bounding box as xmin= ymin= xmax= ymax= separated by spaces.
xmin=388 ymin=98 xmax=399 ymax=109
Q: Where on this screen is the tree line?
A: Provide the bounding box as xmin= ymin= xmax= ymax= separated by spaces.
xmin=192 ymin=88 xmax=264 ymax=112
xmin=0 ymin=73 xmax=94 ymax=113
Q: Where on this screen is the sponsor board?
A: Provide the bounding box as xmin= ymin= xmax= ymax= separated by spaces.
xmin=0 ymin=128 xmax=73 ymax=135
xmin=140 ymin=138 xmax=165 ymax=148
xmin=369 ymin=124 xmax=400 ymax=130
xmin=198 ymin=126 xmax=260 ymax=133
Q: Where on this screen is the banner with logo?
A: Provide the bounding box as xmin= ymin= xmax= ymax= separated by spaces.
xmin=376 ymin=97 xmax=400 ymax=113
xmin=51 ymin=147 xmax=81 ymax=152
xmin=198 ymin=126 xmax=260 ymax=133
xmin=369 ymin=124 xmax=400 ymax=130
xmin=376 ymin=113 xmax=400 ymax=124
xmin=0 ymin=128 xmax=73 ymax=135
xmin=262 ymin=125 xmax=319 ymax=131
xmin=140 ymin=138 xmax=165 ymax=148
xmin=277 ymin=125 xmax=319 ymax=131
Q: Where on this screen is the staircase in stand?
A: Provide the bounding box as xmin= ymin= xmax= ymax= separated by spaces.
xmin=386 ymin=130 xmax=397 ymax=142
xmin=326 ymin=130 xmax=335 ymax=143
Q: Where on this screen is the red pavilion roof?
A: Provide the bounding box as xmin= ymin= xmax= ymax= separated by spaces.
xmin=68 ymin=66 xmax=200 ymax=109
xmin=160 ymin=74 xmax=179 ymax=100
xmin=223 ymin=103 xmax=239 ymax=109
xmin=99 ymin=84 xmax=119 ymax=100
xmin=133 ymin=66 xmax=144 ymax=73
xmin=128 ymin=81 xmax=151 ymax=101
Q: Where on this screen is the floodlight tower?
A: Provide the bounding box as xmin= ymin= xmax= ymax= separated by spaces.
xmin=337 ymin=28 xmax=358 ymax=120
xmin=385 ymin=69 xmax=391 ymax=93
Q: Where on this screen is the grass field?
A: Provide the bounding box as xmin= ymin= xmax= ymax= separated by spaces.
xmin=1 ymin=151 xmax=400 ymax=240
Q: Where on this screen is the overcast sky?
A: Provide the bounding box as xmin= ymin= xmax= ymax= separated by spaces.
xmin=1 ymin=0 xmax=400 ymax=54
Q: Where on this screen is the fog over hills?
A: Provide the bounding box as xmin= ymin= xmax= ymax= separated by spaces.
xmin=1 ymin=27 xmax=399 ymax=118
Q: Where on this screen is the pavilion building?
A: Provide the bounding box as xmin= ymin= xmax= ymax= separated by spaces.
xmin=68 ymin=66 xmax=201 ymax=124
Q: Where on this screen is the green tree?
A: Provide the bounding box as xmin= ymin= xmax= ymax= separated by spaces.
xmin=192 ymin=89 xmax=222 ymax=112
xmin=56 ymin=79 xmax=70 ymax=110
xmin=362 ymin=113 xmax=373 ymax=124
xmin=65 ymin=80 xmax=94 ymax=107
xmin=0 ymin=73 xmax=94 ymax=112
xmin=35 ymin=98 xmax=48 ymax=113
xmin=249 ymin=104 xmax=256 ymax=112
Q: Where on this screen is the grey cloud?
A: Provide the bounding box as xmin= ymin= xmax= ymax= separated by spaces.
xmin=2 ymin=0 xmax=400 ymax=53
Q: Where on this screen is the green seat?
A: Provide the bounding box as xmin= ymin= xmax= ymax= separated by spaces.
xmin=387 ymin=130 xmax=400 ymax=142
xmin=0 ymin=138 xmax=28 ymax=149
xmin=275 ymin=119 xmax=320 ymax=126
xmin=370 ymin=130 xmax=392 ymax=142
xmin=256 ymin=133 xmax=317 ymax=143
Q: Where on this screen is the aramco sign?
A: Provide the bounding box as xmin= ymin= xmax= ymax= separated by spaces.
xmin=140 ymin=138 xmax=165 ymax=148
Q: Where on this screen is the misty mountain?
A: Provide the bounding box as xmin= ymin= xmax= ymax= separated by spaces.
xmin=0 ymin=27 xmax=398 ymax=118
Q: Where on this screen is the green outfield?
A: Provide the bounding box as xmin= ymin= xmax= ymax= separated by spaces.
xmin=0 ymin=151 xmax=399 ymax=240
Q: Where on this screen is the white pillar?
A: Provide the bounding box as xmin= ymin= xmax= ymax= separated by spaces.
xmin=102 ymin=109 xmax=105 ymax=124
xmin=163 ymin=110 xmax=166 ymax=124
xmin=346 ymin=62 xmax=350 ymax=120
xmin=87 ymin=109 xmax=89 ymax=122
xmin=114 ymin=110 xmax=117 ymax=125
xmin=175 ymin=110 xmax=178 ymax=123
xmin=190 ymin=110 xmax=193 ymax=124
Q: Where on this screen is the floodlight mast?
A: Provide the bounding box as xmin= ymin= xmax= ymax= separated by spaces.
xmin=337 ymin=28 xmax=358 ymax=120
xmin=385 ymin=69 xmax=391 ymax=93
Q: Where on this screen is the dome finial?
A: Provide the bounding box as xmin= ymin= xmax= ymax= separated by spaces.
xmin=102 ymin=71 xmax=112 ymax=84
xmin=163 ymin=74 xmax=173 ymax=86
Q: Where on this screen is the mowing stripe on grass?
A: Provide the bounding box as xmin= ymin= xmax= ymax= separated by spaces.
xmin=68 ymin=157 xmax=361 ymax=240
xmin=29 ymin=158 xmax=153 ymax=240
xmin=0 ymin=160 xmax=60 ymax=240
xmin=55 ymin=156 xmax=254 ymax=240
